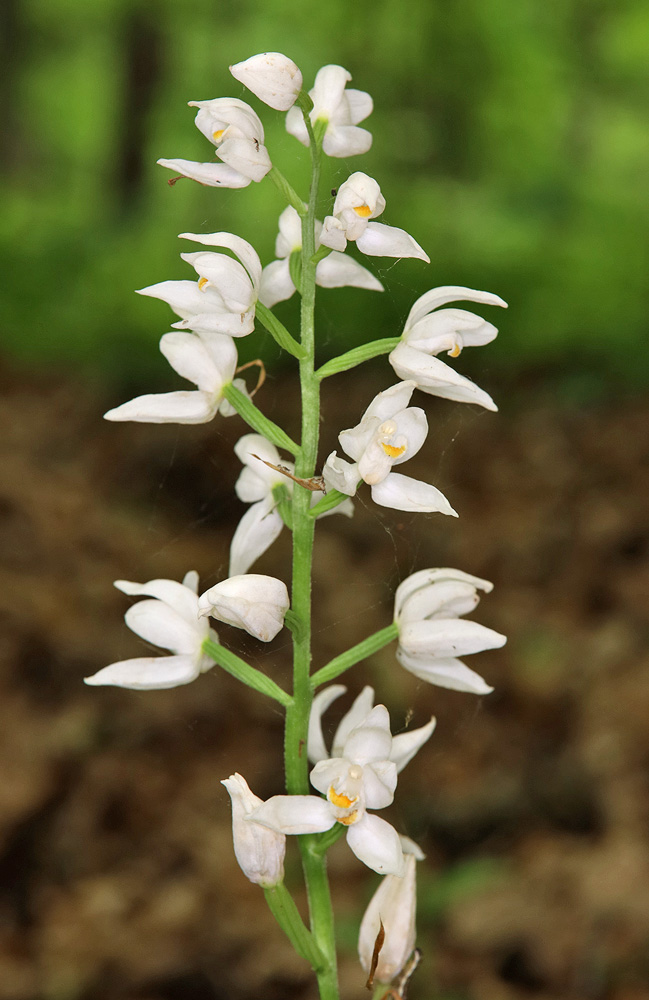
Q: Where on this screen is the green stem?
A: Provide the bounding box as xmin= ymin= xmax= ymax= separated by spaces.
xmin=268 ymin=165 xmax=308 ymax=216
xmin=202 ymin=639 xmax=292 ymax=707
xmin=315 ymin=338 xmax=401 ymax=380
xmin=264 ymin=883 xmax=326 ymax=970
xmin=223 ymin=382 xmax=299 ymax=455
xmin=282 ymin=113 xmax=340 ymax=1000
xmin=310 ymin=623 xmax=399 ymax=688
xmin=256 ymin=301 xmax=307 ymax=360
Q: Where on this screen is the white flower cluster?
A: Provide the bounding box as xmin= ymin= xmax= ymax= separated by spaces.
xmin=90 ymin=51 xmax=509 ymax=992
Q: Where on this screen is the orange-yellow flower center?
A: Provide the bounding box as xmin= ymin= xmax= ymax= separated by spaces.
xmin=328 ymin=786 xmax=356 ymax=809
xmin=353 ymin=204 xmax=373 ymax=218
xmin=198 ymin=277 xmax=209 ymax=291
xmin=449 ymin=343 xmax=462 ymax=358
xmin=338 ymin=810 xmax=360 ymax=826
xmin=382 ymin=442 xmax=407 ymax=459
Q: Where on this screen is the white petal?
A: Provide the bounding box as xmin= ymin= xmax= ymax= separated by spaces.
xmin=406 ymin=308 xmax=498 ymax=354
xmin=371 ymin=473 xmax=458 ymax=515
xmin=217 ymin=134 xmax=272 ymax=183
xmin=323 ymin=125 xmax=373 ymax=157
xmin=319 ymin=217 xmax=347 ymax=252
xmin=229 ymin=500 xmax=284 ymax=576
xmin=311 ymin=64 xmax=351 ymax=118
xmin=346 ymin=814 xmax=404 ymax=876
xmin=389 ymin=343 xmax=497 ymax=411
xmin=285 ymin=105 xmax=309 ymax=147
xmin=125 ymin=600 xmax=202 ymax=655
xmin=158 ymin=331 xmax=221 ymax=392
xmin=346 ymin=89 xmax=373 ymax=125
xmin=259 ymin=259 xmax=295 ymax=308
xmin=391 ymin=406 xmax=428 ymax=464
xmin=390 ymin=717 xmax=436 ymax=773
xmin=136 ymin=279 xmax=226 ymax=321
xmin=309 ymin=757 xmax=354 ymax=798
xmin=331 ymin=686 xmax=375 ymax=757
xmin=84 ymin=654 xmax=203 ymax=690
xmin=190 ymin=98 xmax=264 ymax=142
xmin=308 ymin=685 xmax=347 ymax=764
xmin=394 ymin=568 xmax=493 ymax=623
xmin=322 ymin=452 xmax=359 ymax=496
xmin=361 ymin=761 xmax=398 ymax=809
xmin=229 ymin=53 xmax=303 ymax=111
xmin=179 ymin=232 xmax=262 ymax=291
xmin=251 ymin=795 xmax=335 ymax=835
xmin=235 ymin=434 xmax=283 ymax=479
xmin=276 ymin=205 xmax=303 ymax=256
xmin=157 ymin=158 xmax=251 ymax=188
xmin=400 ymin=619 xmax=507 ymax=658
xmin=406 ymin=285 xmax=508 ymax=331
xmin=357 ymin=222 xmax=429 ymax=262
xmin=343 ymin=705 xmax=393 ymax=765
xmin=362 ymin=380 xmax=416 ymax=424
xmin=104 ymin=390 xmax=217 ymax=424
xmin=180 ymin=252 xmax=255 ymax=314
xmin=199 ymin=574 xmax=289 ymax=642
xmin=115 ymin=578 xmax=201 ymax=624
xmin=315 ymin=253 xmax=383 ymax=292
xmin=397 ymin=651 xmax=494 ymax=694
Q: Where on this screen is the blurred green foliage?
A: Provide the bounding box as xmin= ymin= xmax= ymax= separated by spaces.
xmin=2 ymin=0 xmax=648 ymax=390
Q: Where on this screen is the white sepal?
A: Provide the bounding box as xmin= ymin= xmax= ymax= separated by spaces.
xmin=104 ymin=332 xmax=237 ymax=426
xmin=389 ymin=343 xmax=497 ymax=411
xmin=199 ymin=574 xmax=289 ymax=642
xmin=157 ymin=158 xmax=252 ymax=188
xmin=222 ymin=773 xmax=286 ymax=887
xmin=84 ymin=573 xmax=216 ymax=690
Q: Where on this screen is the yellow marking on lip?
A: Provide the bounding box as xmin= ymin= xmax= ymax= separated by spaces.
xmin=338 ymin=810 xmax=359 ymax=826
xmin=449 ymin=343 xmax=462 ymax=358
xmin=382 ymin=442 xmax=406 ymax=459
xmin=328 ymin=786 xmax=356 ymax=809
xmin=212 ymin=129 xmax=226 ymax=142
xmin=198 ymin=277 xmax=209 ymax=291
xmin=353 ymin=204 xmax=372 ymax=218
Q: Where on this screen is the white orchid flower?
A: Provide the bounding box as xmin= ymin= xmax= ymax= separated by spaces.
xmin=84 ymin=571 xmax=216 ymax=690
xmin=230 ymin=433 xmax=353 ymax=576
xmin=222 ymin=773 xmax=286 ymax=887
xmin=358 ymin=836 xmax=424 ymax=985
xmin=285 ymin=64 xmax=373 ymax=157
xmin=251 ymin=703 xmax=430 ymax=876
xmin=322 ymin=381 xmax=458 ymax=515
xmin=158 ymin=97 xmax=271 ymax=188
xmin=394 ymin=568 xmax=507 ymax=694
xmin=307 ymin=684 xmax=436 ymax=772
xmin=319 ymin=173 xmax=429 ymax=262
xmin=104 ymin=330 xmax=238 ymax=424
xmin=389 ymin=286 xmax=508 ymax=410
xmin=259 ymin=206 xmax=383 ymax=308
xmin=138 ymin=232 xmax=262 ymax=338
xmin=198 ymin=574 xmax=289 ymax=642
xmin=230 ymin=52 xmax=303 ymax=111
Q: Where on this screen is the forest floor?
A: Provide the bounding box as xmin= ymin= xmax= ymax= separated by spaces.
xmin=1 ymin=361 xmax=648 ymax=1000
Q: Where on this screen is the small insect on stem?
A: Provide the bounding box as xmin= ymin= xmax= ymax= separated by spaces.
xmin=252 ymin=455 xmax=326 ymax=493
xmin=365 ymin=919 xmax=385 ymax=991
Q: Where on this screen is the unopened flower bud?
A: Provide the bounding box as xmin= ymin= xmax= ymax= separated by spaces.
xmin=230 ymin=52 xmax=303 ymax=111
xmin=358 ymin=837 xmax=424 ymax=984
xmin=222 ymin=773 xmax=286 ymax=887
xmin=199 ymin=574 xmax=289 ymax=642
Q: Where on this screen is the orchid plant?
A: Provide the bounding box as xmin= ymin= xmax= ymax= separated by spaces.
xmin=87 ymin=51 xmax=508 ymax=1000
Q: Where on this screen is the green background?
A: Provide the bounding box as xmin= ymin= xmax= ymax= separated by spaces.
xmin=3 ymin=0 xmax=648 ymax=394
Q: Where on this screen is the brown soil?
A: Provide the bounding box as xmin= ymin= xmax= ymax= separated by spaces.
xmin=1 ymin=361 xmax=648 ymax=1000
